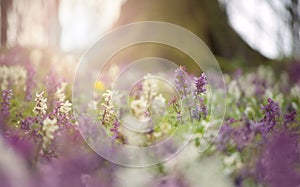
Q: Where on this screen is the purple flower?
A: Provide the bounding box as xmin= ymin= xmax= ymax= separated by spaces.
xmin=175 ymin=66 xmax=191 ymax=99
xmin=232 ymin=120 xmax=255 ymax=151
xmin=0 ymin=171 xmax=11 ymax=187
xmin=194 ymin=73 xmax=207 ymax=95
xmin=191 ymin=73 xmax=208 ymax=120
xmin=110 ymin=120 xmax=120 ymax=139
xmin=191 ymin=101 xmax=207 ymax=121
xmin=1 ymin=89 xmax=13 ymax=117
xmin=252 ymin=78 xmax=266 ymax=96
xmin=233 ymin=69 xmax=243 ymax=79
xmin=191 ymin=105 xmax=201 ymax=121
xmin=33 ymin=150 xmax=112 ymax=187
xmin=288 ymin=60 xmax=300 ymax=83
xmin=20 ymin=116 xmax=36 ymax=131
xmin=217 ymin=119 xmax=256 ymax=152
xmin=256 ymin=129 xmax=300 ymax=187
xmin=259 ymin=98 xmax=280 ymax=136
xmin=5 ymin=133 xmax=35 ymax=161
xmin=216 ymin=119 xmax=236 ymax=152
xmin=44 ymin=73 xmax=63 ymax=101
xmin=284 ymin=109 xmax=297 ymax=127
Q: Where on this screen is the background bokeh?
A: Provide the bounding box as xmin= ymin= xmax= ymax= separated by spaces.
xmin=1 ymin=1 xmax=300 ymax=187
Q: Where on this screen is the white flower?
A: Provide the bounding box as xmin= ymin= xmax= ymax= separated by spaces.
xmin=236 ymin=74 xmax=255 ymax=97
xmin=257 ymin=65 xmax=274 ymax=86
xmin=42 ymin=117 xmax=58 ymax=150
xmin=291 ymin=84 xmax=300 ymax=100
xmin=153 ymin=131 xmax=162 ymax=138
xmin=130 ymin=97 xmax=148 ymax=121
xmin=54 ymin=82 xmax=67 ymax=102
xmin=150 ymin=94 xmax=166 ymax=117
xmin=33 ymin=91 xmax=47 ymax=116
xmin=0 ymin=65 xmax=27 ymax=90
xmin=151 ymin=94 xmax=166 ymax=108
xmin=223 ymin=152 xmax=242 ymax=175
xmin=244 ymin=106 xmax=255 ymax=118
xmin=54 ymin=83 xmax=73 ymax=116
xmin=10 ymin=66 xmax=27 ymax=86
xmin=160 ymin=122 xmax=172 ymax=134
xmin=227 ymin=80 xmax=241 ymax=100
xmin=0 ymin=66 xmax=8 ymax=89
xmin=99 ymin=90 xmax=115 ymax=126
xmin=59 ymin=100 xmax=72 ymax=114
xmin=142 ymin=75 xmax=159 ymax=101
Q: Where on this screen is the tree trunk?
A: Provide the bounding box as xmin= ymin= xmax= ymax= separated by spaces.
xmin=0 ymin=0 xmax=12 ymax=47
xmin=288 ymin=0 xmax=300 ymax=59
xmin=47 ymin=0 xmax=61 ymax=48
xmin=112 ymin=0 xmax=271 ymax=72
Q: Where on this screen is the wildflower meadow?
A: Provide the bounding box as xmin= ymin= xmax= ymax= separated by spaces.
xmin=0 ymin=46 xmax=299 ymax=187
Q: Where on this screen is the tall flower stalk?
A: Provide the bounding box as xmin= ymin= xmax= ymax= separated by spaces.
xmin=192 ymin=73 xmax=208 ymax=120
xmin=33 ymin=91 xmax=47 ymax=117
xmin=175 ymin=66 xmax=191 ymax=99
xmin=99 ymin=90 xmax=115 ymax=127
xmin=41 ymin=117 xmax=58 ymax=153
xmin=259 ymin=98 xmax=281 ymax=136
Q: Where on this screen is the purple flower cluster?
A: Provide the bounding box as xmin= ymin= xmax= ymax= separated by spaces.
xmin=217 ymin=118 xmax=256 ymax=152
xmin=1 ymin=89 xmax=13 ymax=117
xmin=284 ymin=109 xmax=297 ymax=126
xmin=259 ymin=98 xmax=280 ymax=136
xmin=44 ymin=73 xmax=63 ymax=103
xmin=191 ymin=105 xmax=202 ymax=121
xmin=192 ymin=73 xmax=208 ymax=120
xmin=253 ymin=79 xmax=267 ymax=96
xmin=174 ymin=67 xmax=209 ymax=121
xmin=256 ymin=130 xmax=300 ymax=187
xmin=194 ymin=73 xmax=207 ymax=95
xmin=20 ymin=116 xmax=35 ymax=131
xmin=175 ymin=66 xmax=191 ymax=99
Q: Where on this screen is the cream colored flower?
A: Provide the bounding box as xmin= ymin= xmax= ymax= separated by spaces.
xmin=291 ymin=84 xmax=300 ymax=100
xmin=228 ymin=80 xmax=241 ymax=100
xmin=54 ymin=82 xmax=67 ymax=102
xmin=130 ymin=97 xmax=148 ymax=121
xmin=99 ymin=90 xmax=115 ymax=126
xmin=42 ymin=117 xmax=58 ymax=150
xmin=0 ymin=65 xmax=27 ymax=90
xmin=33 ymin=91 xmax=47 ymax=116
xmin=142 ymin=75 xmax=159 ymax=101
xmin=223 ymin=152 xmax=243 ymax=175
xmin=59 ymin=100 xmax=72 ymax=114
xmin=150 ymin=94 xmax=166 ymax=115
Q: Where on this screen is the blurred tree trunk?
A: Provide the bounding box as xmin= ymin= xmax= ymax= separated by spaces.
xmin=47 ymin=0 xmax=61 ymax=48
xmin=287 ymin=0 xmax=300 ymax=59
xmin=113 ymin=0 xmax=271 ymax=71
xmin=0 ymin=0 xmax=12 ymax=47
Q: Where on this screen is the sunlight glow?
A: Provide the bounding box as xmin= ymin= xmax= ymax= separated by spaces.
xmin=59 ymin=0 xmax=126 ymax=52
xmin=226 ymin=0 xmax=291 ymax=58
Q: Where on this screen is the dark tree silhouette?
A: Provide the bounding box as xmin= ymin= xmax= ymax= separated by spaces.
xmin=287 ymin=0 xmax=300 ymax=58
xmin=0 ymin=0 xmax=13 ymax=47
xmin=112 ymin=0 xmax=271 ymax=71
